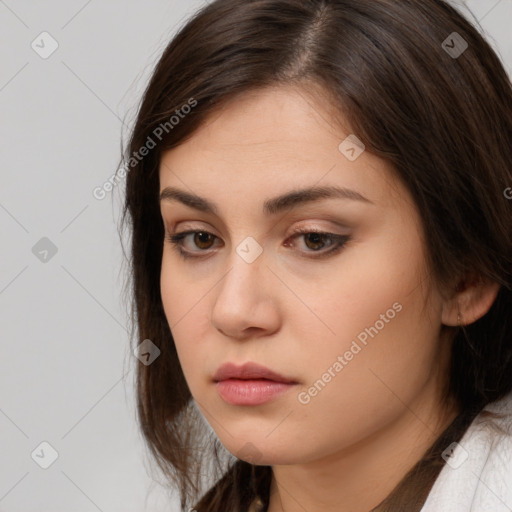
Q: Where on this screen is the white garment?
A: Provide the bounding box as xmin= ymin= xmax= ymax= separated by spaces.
xmin=420 ymin=391 xmax=512 ymax=512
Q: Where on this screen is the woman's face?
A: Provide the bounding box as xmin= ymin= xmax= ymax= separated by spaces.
xmin=158 ymin=85 xmax=452 ymax=465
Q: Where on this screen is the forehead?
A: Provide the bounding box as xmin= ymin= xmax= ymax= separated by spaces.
xmin=158 ymin=85 xmax=404 ymax=211
xmin=164 ymin=85 xmax=347 ymax=159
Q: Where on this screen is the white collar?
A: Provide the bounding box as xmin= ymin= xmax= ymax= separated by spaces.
xmin=420 ymin=391 xmax=512 ymax=511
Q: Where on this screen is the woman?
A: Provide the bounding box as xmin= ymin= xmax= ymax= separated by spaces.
xmin=119 ymin=1 xmax=512 ymax=510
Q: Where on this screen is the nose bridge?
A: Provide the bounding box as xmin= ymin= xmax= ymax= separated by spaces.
xmin=210 ymin=235 xmax=273 ymax=333
xmin=235 ymin=235 xmax=265 ymax=266
xmin=221 ymin=235 xmax=267 ymax=296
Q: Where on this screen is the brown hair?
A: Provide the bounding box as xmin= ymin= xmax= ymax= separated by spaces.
xmin=118 ymin=1 xmax=512 ymax=510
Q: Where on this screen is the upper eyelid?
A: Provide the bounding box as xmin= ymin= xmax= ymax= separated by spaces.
xmin=167 ymin=228 xmax=347 ymax=248
xmin=160 ymin=203 xmax=357 ymax=231
xmin=162 ymin=215 xmax=351 ymax=233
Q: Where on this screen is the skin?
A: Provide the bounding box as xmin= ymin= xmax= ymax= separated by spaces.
xmin=158 ymin=84 xmax=500 ymax=512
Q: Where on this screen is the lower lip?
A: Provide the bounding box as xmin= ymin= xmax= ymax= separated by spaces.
xmin=215 ymin=379 xmax=296 ymax=405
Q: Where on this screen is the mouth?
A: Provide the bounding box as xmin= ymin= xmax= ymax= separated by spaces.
xmin=215 ymin=378 xmax=298 ymax=406
xmin=212 ymin=361 xmax=299 ymax=405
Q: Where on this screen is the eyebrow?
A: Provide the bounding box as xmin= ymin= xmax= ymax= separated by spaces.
xmin=159 ymin=185 xmax=374 ymax=216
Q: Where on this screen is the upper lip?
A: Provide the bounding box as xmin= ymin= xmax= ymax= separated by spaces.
xmin=213 ymin=362 xmax=298 ymax=383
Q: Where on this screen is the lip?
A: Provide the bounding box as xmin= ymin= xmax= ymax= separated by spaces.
xmin=216 ymin=379 xmax=296 ymax=405
xmin=212 ymin=362 xmax=297 ymax=384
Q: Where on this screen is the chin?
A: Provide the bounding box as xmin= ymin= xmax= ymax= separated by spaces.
xmin=220 ymin=437 xmax=303 ymax=466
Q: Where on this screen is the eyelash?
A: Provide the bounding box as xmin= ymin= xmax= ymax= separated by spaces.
xmin=164 ymin=227 xmax=351 ymax=260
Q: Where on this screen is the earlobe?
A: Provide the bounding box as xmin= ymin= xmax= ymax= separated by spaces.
xmin=441 ymin=273 xmax=501 ymax=327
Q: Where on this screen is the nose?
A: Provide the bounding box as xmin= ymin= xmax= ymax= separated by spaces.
xmin=210 ymin=246 xmax=281 ymax=340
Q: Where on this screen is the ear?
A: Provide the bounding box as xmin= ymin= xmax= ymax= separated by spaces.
xmin=441 ymin=272 xmax=501 ymax=326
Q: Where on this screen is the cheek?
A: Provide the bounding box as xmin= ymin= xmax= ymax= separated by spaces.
xmin=160 ymin=252 xmax=203 ymax=326
xmin=160 ymin=258 xmax=208 ymax=389
xmin=292 ymin=229 xmax=437 ymax=389
xmin=161 ymin=251 xmax=241 ymax=407
xmin=160 ymin=256 xmax=179 ymax=329
xmin=291 ymin=299 xmax=440 ymax=462
xmin=291 ymin=233 xmax=422 ymax=353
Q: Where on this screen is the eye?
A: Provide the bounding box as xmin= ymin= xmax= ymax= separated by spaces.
xmin=284 ymin=227 xmax=351 ymax=259
xmin=164 ymin=228 xmax=351 ymax=260
xmin=165 ymin=230 xmax=218 ymax=259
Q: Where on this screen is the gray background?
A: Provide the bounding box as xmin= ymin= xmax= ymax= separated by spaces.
xmin=0 ymin=1 xmax=510 ymax=511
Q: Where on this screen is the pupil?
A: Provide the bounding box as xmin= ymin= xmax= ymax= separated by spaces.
xmin=307 ymin=233 xmax=324 ymax=250
xmin=195 ymin=232 xmax=212 ymax=248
